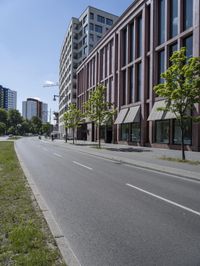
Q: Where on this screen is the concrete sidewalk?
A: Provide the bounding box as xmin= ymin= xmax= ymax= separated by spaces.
xmin=46 ymin=138 xmax=200 ymax=181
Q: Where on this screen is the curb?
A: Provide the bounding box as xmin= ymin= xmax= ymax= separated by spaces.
xmin=60 ymin=143 xmax=200 ymax=182
xmin=14 ymin=142 xmax=81 ymax=266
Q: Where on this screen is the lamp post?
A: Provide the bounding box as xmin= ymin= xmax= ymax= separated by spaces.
xmin=53 ymin=95 xmax=59 ymax=101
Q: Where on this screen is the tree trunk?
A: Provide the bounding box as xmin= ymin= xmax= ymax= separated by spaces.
xmin=73 ymin=128 xmax=75 ymax=144
xmin=180 ymin=122 xmax=185 ymax=160
xmin=65 ymin=127 xmax=68 ymax=143
xmin=98 ymin=125 xmax=101 ymax=148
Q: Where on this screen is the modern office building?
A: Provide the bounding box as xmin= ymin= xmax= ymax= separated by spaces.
xmin=0 ymin=85 xmax=17 ymax=110
xmin=22 ymin=98 xmax=48 ymax=123
xmin=59 ymin=6 xmax=118 ymax=137
xmin=76 ymin=0 xmax=200 ymax=151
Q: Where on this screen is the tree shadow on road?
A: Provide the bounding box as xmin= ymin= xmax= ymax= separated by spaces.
xmin=105 ymin=147 xmax=152 ymax=152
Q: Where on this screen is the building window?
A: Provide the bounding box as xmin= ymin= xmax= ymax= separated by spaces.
xmin=158 ymin=50 xmax=165 ymax=84
xmin=158 ymin=0 xmax=165 ymax=45
xmin=130 ymin=123 xmax=141 ymax=142
xmin=183 ymin=35 xmax=193 ymax=58
xmin=83 ymin=36 xmax=87 ymax=45
xmin=83 ymin=15 xmax=87 ymax=24
xmin=129 ymin=66 xmax=134 ymax=103
xmin=95 ymin=24 xmax=103 ymax=33
xmin=146 ymin=56 xmax=150 ymax=99
xmin=89 ymin=33 xmax=94 ymax=42
xmin=90 ymin=12 xmax=94 ymax=20
xmin=90 ymin=23 xmax=94 ymax=31
xmin=97 ymin=15 xmax=105 ymax=24
xmin=100 ymin=126 xmax=105 ymax=139
xmin=170 ymin=0 xmax=178 ymax=38
xmin=155 ymin=120 xmax=169 ymax=143
xmin=136 ymin=62 xmax=142 ymax=102
xmin=173 ymin=119 xmax=192 ymax=145
xmin=106 ymin=18 xmax=113 ymax=26
xmin=183 ymin=0 xmax=193 ymax=30
xmin=130 ymin=23 xmax=134 ymax=62
xmin=147 ymin=5 xmax=151 ymax=52
xmin=122 ymin=28 xmax=127 ymax=66
xmin=137 ymin=16 xmax=142 ymax=58
xmin=122 ymin=70 xmax=126 ymax=105
xmin=83 ymin=25 xmax=88 ymax=34
xmin=121 ymin=124 xmax=129 ymax=141
xmin=169 ymin=42 xmax=177 ymax=65
xmin=97 ymin=35 xmax=101 ymax=41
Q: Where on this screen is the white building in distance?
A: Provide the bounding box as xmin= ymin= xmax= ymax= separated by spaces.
xmin=59 ymin=6 xmax=118 ymax=137
xmin=22 ymin=98 xmax=48 ymax=123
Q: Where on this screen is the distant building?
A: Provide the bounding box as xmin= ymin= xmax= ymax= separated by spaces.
xmin=0 ymin=85 xmax=17 ymax=110
xmin=22 ymin=98 xmax=48 ymax=123
xmin=59 ymin=6 xmax=118 ymax=137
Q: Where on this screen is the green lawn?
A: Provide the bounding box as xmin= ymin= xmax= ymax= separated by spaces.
xmin=0 ymin=141 xmax=66 ymax=266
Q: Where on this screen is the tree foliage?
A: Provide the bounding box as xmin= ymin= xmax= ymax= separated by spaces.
xmin=31 ymin=116 xmax=42 ymax=134
xmin=7 ymin=110 xmax=23 ymax=135
xmin=154 ymin=48 xmax=200 ymax=159
xmin=63 ymin=103 xmax=84 ymax=144
xmin=0 ymin=108 xmax=8 ymax=125
xmin=0 ymin=122 xmax=6 ymax=136
xmin=84 ymin=84 xmax=116 ymax=148
xmin=42 ymin=122 xmax=52 ymax=136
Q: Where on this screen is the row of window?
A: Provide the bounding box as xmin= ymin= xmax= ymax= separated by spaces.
xmin=90 ymin=12 xmax=113 ymax=26
xmin=122 ymin=0 xmax=193 ymax=66
xmin=158 ymin=0 xmax=193 ymax=45
xmin=89 ymin=23 xmax=103 ymax=33
xmin=120 ymin=119 xmax=192 ymax=145
xmin=158 ymin=35 xmax=193 ymax=84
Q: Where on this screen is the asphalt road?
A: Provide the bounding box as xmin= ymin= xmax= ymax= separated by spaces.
xmin=15 ymin=137 xmax=200 ymax=266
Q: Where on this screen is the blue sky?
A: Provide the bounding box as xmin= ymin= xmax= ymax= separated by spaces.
xmin=0 ymin=0 xmax=133 ymax=120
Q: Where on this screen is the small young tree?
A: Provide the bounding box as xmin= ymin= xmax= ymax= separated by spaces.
xmin=63 ymin=103 xmax=84 ymax=144
xmin=84 ymin=84 xmax=116 ymax=148
xmin=154 ymin=48 xmax=200 ymax=160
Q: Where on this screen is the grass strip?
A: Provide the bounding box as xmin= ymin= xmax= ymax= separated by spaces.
xmin=0 ymin=141 xmax=66 ymax=266
xmin=160 ymin=155 xmax=200 ymax=165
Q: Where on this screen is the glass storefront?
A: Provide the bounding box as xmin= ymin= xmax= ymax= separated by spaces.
xmin=130 ymin=123 xmax=141 ymax=142
xmin=155 ymin=120 xmax=170 ymax=144
xmin=173 ymin=119 xmax=192 ymax=145
xmin=121 ymin=124 xmax=129 ymax=141
xmin=120 ymin=123 xmax=141 ymax=142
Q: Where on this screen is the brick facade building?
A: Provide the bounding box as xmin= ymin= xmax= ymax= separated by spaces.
xmin=76 ymin=0 xmax=200 ymax=151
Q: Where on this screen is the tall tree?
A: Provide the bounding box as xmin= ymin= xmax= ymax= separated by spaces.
xmin=31 ymin=116 xmax=42 ymax=134
xmin=7 ymin=109 xmax=23 ymax=135
xmin=63 ymin=103 xmax=84 ymax=144
xmin=20 ymin=120 xmax=31 ymax=135
xmin=154 ymin=48 xmax=200 ymax=160
xmin=84 ymin=84 xmax=116 ymax=148
xmin=42 ymin=122 xmax=52 ymax=136
xmin=0 ymin=122 xmax=6 ymax=136
xmin=0 ymin=108 xmax=8 ymax=125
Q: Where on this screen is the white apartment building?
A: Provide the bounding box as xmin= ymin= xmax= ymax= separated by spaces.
xmin=8 ymin=89 xmax=17 ymax=110
xmin=22 ymin=98 xmax=48 ymax=123
xmin=59 ymin=6 xmax=118 ymax=137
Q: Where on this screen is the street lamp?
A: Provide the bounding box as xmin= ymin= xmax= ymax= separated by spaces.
xmin=53 ymin=95 xmax=59 ymax=101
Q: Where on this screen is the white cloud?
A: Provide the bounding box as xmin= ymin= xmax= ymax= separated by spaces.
xmin=44 ymin=80 xmax=56 ymax=86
